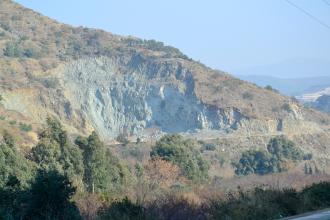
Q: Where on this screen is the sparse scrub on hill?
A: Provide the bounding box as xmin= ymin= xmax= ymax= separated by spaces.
xmin=3 ymin=40 xmax=41 ymax=58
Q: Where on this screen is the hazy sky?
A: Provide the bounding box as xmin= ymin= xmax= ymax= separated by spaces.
xmin=15 ymin=0 xmax=330 ymax=77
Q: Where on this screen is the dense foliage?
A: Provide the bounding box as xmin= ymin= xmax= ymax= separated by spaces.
xmin=235 ymin=136 xmax=310 ymax=175
xmin=150 ymin=134 xmax=209 ymax=182
xmin=75 ymin=132 xmax=130 ymax=193
xmin=0 ymin=170 xmax=81 ymax=220
xmin=207 ymin=182 xmax=330 ymax=220
xmin=0 ymin=121 xmax=328 ymax=220
xmin=31 ymin=118 xmax=84 ymax=178
xmin=0 ymin=131 xmax=35 ymax=188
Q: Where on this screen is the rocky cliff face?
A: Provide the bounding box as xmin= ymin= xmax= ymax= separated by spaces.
xmin=46 ymin=55 xmax=324 ymax=139
xmin=59 ymin=57 xmax=246 ymax=137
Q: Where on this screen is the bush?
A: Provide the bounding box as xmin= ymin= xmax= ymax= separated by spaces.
xmin=208 ymin=187 xmax=301 ymax=220
xmin=199 ymin=141 xmax=216 ymax=151
xmin=42 ymin=78 xmax=59 ymax=89
xmin=99 ymin=197 xmax=146 ymax=220
xmin=116 ymin=133 xmax=129 ymax=146
xmin=150 ymin=134 xmax=209 ymax=182
xmin=23 ymin=47 xmax=40 ymax=58
xmin=9 ymin=120 xmax=16 ymax=125
xmin=265 ymin=85 xmax=279 ymax=93
xmin=234 ymin=150 xmax=274 ymax=175
xmin=300 ymin=182 xmax=330 ymax=211
xmin=19 ymin=122 xmax=32 ymax=132
xmin=242 ymin=92 xmax=253 ymax=100
xmin=234 ymin=136 xmax=309 ymax=176
xmin=282 ymin=103 xmax=292 ymax=112
xmin=3 ymin=41 xmax=21 ymax=57
xmin=267 ymin=136 xmax=305 ymax=161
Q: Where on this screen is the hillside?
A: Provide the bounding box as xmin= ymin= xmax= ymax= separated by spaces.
xmin=0 ymin=0 xmax=330 ymax=168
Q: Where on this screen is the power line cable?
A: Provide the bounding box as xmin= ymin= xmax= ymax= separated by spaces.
xmin=285 ymin=0 xmax=330 ymax=30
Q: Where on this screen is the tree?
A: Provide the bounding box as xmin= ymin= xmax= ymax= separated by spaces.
xmin=234 ymin=150 xmax=274 ymax=176
xmin=75 ymin=131 xmax=130 ymax=193
xmin=75 ymin=193 xmax=102 ymax=220
xmin=150 ymin=134 xmax=209 ymax=182
xmin=0 ymin=132 xmax=35 ymax=188
xmin=235 ymin=136 xmax=310 ymax=176
xmin=134 ymin=159 xmax=184 ymax=205
xmin=0 ymin=176 xmax=26 ymax=219
xmin=267 ymin=136 xmax=304 ymax=161
xmin=24 ymin=170 xmax=81 ymax=220
xmin=31 ymin=117 xmax=83 ymax=179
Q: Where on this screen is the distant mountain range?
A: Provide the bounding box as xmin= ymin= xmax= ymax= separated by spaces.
xmin=232 ymin=58 xmax=330 ymax=79
xmin=236 ymin=75 xmax=330 ymax=97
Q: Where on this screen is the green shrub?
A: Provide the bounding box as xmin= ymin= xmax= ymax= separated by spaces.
xmin=234 ymin=150 xmax=274 ymax=175
xmin=116 ymin=133 xmax=129 ymax=146
xmin=42 ymin=78 xmax=59 ymax=89
xmin=282 ymin=103 xmax=292 ymax=112
xmin=267 ymin=136 xmax=305 ymax=161
xmin=99 ymin=197 xmax=145 ymax=220
xmin=235 ymin=136 xmax=310 ymax=176
xmin=23 ymin=47 xmax=40 ymax=58
xmin=208 ymin=187 xmax=301 ymax=220
xmin=201 ymin=142 xmax=216 ymax=151
xmin=242 ymin=92 xmax=253 ymax=100
xmin=265 ymin=85 xmax=279 ymax=93
xmin=19 ymin=122 xmax=32 ymax=132
xmin=151 ymin=134 xmax=209 ymax=182
xmin=3 ymin=41 xmax=21 ymax=57
xmin=300 ymin=182 xmax=330 ymax=211
xmin=9 ymin=120 xmax=16 ymax=125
